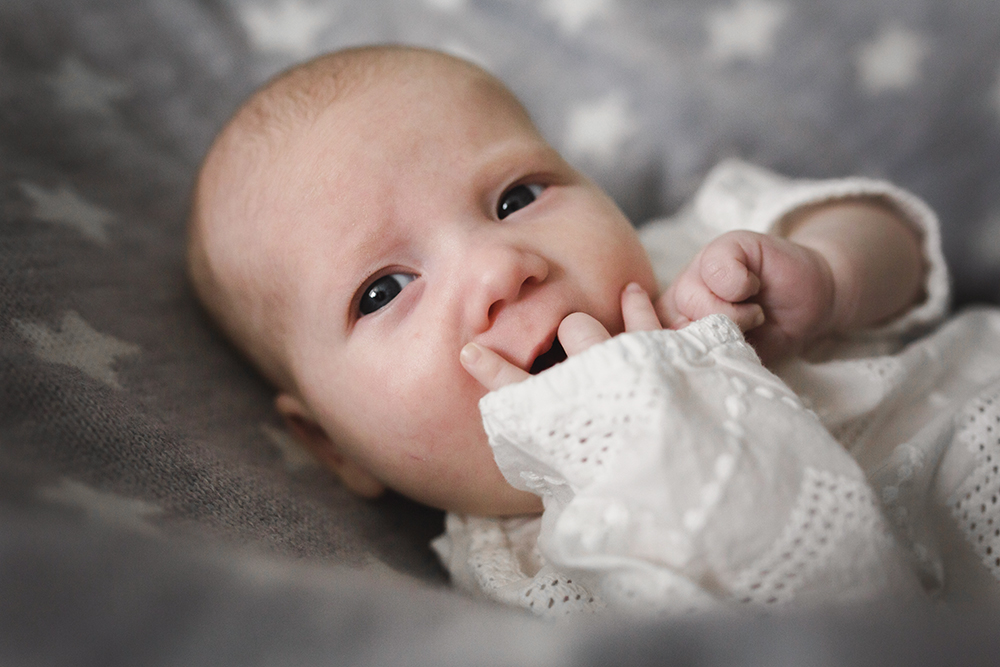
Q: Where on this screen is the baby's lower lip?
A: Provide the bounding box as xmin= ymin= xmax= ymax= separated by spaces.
xmin=529 ymin=337 xmax=567 ymax=374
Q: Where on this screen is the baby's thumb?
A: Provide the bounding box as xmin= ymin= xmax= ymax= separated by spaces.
xmin=460 ymin=343 xmax=529 ymax=392
xmin=558 ymin=312 xmax=611 ymax=356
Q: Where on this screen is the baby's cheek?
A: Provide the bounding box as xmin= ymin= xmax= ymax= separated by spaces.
xmin=400 ymin=364 xmax=486 ymax=437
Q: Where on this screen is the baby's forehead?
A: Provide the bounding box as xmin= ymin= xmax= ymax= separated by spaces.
xmin=210 ymin=49 xmax=541 ymax=264
xmin=217 ymin=58 xmax=521 ymax=207
xmin=247 ymin=50 xmax=518 ymax=134
xmin=250 ymin=64 xmax=535 ymax=188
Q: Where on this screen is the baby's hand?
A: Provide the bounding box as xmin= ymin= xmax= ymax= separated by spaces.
xmin=657 ymin=230 xmax=835 ymax=364
xmin=461 ymin=283 xmax=662 ymax=392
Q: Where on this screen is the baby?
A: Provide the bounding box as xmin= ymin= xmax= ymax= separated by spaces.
xmin=188 ymin=45 xmax=1000 ymax=615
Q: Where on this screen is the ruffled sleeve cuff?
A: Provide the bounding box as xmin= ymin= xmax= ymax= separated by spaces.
xmin=474 ymin=315 xmax=922 ymax=612
xmin=692 ymin=159 xmax=950 ymax=337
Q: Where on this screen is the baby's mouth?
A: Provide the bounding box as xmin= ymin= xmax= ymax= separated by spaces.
xmin=529 ymin=337 xmax=567 ymax=375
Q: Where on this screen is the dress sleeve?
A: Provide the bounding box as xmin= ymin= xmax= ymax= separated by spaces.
xmin=476 ymin=315 xmax=925 ymax=615
xmin=430 ymin=512 xmax=609 ymax=617
xmin=640 ymin=159 xmax=950 ymax=338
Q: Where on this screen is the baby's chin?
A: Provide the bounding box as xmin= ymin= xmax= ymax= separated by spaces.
xmin=434 ymin=465 xmax=543 ymax=516
xmin=467 ymin=488 xmax=543 ymax=516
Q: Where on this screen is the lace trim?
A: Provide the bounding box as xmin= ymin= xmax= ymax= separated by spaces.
xmin=874 ymin=441 xmax=941 ymax=588
xmin=732 ymin=468 xmax=881 ymax=606
xmin=823 ymin=356 xmax=904 ymax=450
xmin=464 ymin=520 xmax=603 ymax=617
xmin=484 ymin=317 xmax=749 ymax=500
xmin=950 ymin=387 xmax=1000 ymax=580
xmin=516 ymin=569 xmax=602 ymax=617
xmin=520 ymin=402 xmax=626 ymax=490
xmin=598 ymin=567 xmax=717 ymax=616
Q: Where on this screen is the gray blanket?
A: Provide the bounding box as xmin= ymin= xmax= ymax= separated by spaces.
xmin=3 ymin=0 xmax=1000 ymax=663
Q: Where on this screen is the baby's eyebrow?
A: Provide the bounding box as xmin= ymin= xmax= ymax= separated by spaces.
xmin=350 ymin=218 xmax=393 ymax=266
xmin=319 ymin=215 xmax=396 ymax=319
xmin=471 ymin=140 xmax=565 ymax=184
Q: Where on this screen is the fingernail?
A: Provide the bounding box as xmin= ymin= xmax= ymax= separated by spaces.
xmin=460 ymin=343 xmax=482 ymax=366
xmin=625 ymin=282 xmax=644 ymax=294
xmin=752 ymin=310 xmax=766 ymax=328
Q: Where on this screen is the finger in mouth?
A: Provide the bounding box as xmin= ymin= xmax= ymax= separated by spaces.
xmin=529 ymin=337 xmax=567 ymax=375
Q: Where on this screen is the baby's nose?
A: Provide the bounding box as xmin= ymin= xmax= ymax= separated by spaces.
xmin=465 ymin=244 xmax=548 ymax=332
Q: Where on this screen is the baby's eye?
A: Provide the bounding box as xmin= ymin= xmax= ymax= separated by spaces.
xmin=359 ymin=273 xmax=416 ymax=316
xmin=497 ymin=183 xmax=545 ymax=220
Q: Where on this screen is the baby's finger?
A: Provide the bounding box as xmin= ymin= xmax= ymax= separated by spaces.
xmin=658 ymin=272 xmax=719 ymax=328
xmin=699 ymin=235 xmax=762 ymax=303
xmin=654 ymin=287 xmax=691 ymax=330
xmin=726 ymin=302 xmax=766 ymax=332
xmin=460 ymin=343 xmax=530 ymax=391
xmin=558 ymin=312 xmax=611 ymax=356
xmin=661 ymin=276 xmax=765 ymax=331
xmin=621 ymin=283 xmax=662 ymax=332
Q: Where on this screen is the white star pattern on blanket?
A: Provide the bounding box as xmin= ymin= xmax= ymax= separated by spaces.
xmin=14 ymin=311 xmax=140 ymax=389
xmin=855 ymin=24 xmax=929 ymax=94
xmin=706 ymin=0 xmax=788 ymax=64
xmin=240 ymin=0 xmax=336 ymax=56
xmin=563 ymin=93 xmax=634 ymax=165
xmin=425 ymin=0 xmax=466 ymax=12
xmin=439 ymin=40 xmax=490 ymax=70
xmin=542 ymin=0 xmax=610 ymax=33
xmin=38 ymin=479 xmax=163 ymax=534
xmin=6 ymin=2 xmax=1000 ymax=655
xmin=18 ymin=181 xmax=115 ymax=245
xmin=48 ymin=56 xmax=130 ymax=115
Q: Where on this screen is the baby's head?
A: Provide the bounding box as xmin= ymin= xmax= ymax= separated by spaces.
xmin=188 ymin=45 xmax=656 ymax=515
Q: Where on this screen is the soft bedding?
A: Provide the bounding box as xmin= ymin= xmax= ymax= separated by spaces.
xmin=4 ymin=0 xmax=1000 ymax=664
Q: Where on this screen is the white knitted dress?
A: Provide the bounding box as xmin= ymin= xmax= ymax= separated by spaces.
xmin=433 ymin=161 xmax=1000 ymax=616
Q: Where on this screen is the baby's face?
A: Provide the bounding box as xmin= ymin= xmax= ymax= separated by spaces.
xmin=260 ymin=61 xmax=656 ymax=514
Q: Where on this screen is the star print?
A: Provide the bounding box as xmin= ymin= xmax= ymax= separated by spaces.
xmin=14 ymin=311 xmax=140 ymax=389
xmin=48 ymin=56 xmax=130 ymax=115
xmin=439 ymin=40 xmax=490 ymax=70
xmin=261 ymin=423 xmax=319 ymax=472
xmin=19 ymin=181 xmax=115 ymax=245
xmin=855 ymin=24 xmax=929 ymax=94
xmin=542 ymin=0 xmax=610 ymax=33
xmin=706 ymin=0 xmax=788 ymax=64
xmin=564 ymin=93 xmax=635 ymax=164
xmin=240 ymin=0 xmax=336 ymax=57
xmin=38 ymin=478 xmax=163 ymax=535
xmin=425 ymin=0 xmax=466 ymax=11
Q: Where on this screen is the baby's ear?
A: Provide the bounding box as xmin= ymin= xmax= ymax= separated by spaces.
xmin=274 ymin=393 xmax=386 ymax=499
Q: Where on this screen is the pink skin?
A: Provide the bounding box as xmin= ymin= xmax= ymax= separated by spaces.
xmin=657 ymin=230 xmax=838 ymax=364
xmin=465 ymin=229 xmax=850 ymax=388
xmin=263 ymin=60 xmax=660 ymax=516
xmin=462 ymin=282 xmax=665 ymax=390
xmin=655 ymin=199 xmax=925 ymax=364
xmin=226 ymin=54 xmax=916 ymax=517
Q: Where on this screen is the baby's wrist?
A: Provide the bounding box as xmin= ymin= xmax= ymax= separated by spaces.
xmin=796 ymin=239 xmax=856 ymax=338
xmin=783 ymin=198 xmax=923 ymax=334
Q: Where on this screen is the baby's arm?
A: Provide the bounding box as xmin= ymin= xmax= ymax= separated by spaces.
xmin=657 ymin=198 xmax=925 ymax=363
